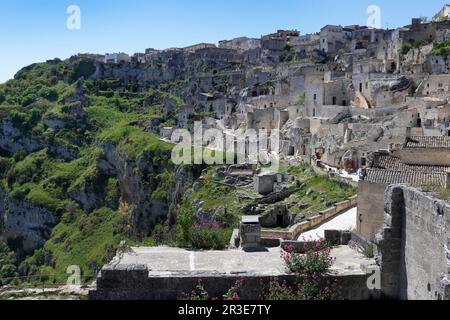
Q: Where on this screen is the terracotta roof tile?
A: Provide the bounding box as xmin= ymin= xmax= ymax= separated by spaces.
xmin=405 ymin=136 xmax=450 ymax=149
xmin=364 ymin=169 xmax=447 ymax=188
xmin=372 ymin=154 xmax=450 ymax=173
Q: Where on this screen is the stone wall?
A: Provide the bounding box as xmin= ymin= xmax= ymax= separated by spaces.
xmin=376 ymin=185 xmax=450 ymax=300
xmin=90 ymin=264 xmax=378 ymax=300
xmin=400 ymin=148 xmax=450 ymax=167
xmin=357 ymin=181 xmax=388 ymax=240
xmin=261 ymin=196 xmax=357 ymax=240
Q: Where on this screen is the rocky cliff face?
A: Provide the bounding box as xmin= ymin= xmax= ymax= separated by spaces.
xmin=0 ymin=189 xmax=57 ymax=254
xmin=102 ymin=142 xmax=198 ymax=237
xmin=0 ymin=57 xmax=206 ymax=263
xmin=0 ymin=121 xmax=45 ymax=156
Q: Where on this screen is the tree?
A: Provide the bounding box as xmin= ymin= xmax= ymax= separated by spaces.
xmin=0 ymin=241 xmax=18 ymax=285
xmin=176 ymin=201 xmax=195 ymax=246
xmin=0 ymin=90 xmax=5 ymax=104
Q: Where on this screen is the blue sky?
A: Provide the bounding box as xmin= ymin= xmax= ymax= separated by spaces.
xmin=0 ymin=0 xmax=446 ymax=83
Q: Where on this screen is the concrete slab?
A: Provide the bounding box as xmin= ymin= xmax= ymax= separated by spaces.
xmin=113 ymin=245 xmax=375 ymax=278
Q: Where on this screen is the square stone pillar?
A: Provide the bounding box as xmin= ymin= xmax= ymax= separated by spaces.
xmin=240 ymin=216 xmax=261 ymax=249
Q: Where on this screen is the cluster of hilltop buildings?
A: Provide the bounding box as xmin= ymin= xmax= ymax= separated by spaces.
xmin=78 ymin=6 xmax=450 ymax=225
xmin=76 ymin=5 xmax=450 ymax=300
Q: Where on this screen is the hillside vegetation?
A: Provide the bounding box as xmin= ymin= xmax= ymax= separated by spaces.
xmin=0 ymin=57 xmax=355 ymax=285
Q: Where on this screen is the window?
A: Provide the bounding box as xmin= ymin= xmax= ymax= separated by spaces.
xmin=361 ymin=157 xmax=367 ymax=167
xmin=288 ymin=146 xmax=295 ymax=156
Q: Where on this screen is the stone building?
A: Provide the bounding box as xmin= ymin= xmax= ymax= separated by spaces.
xmin=358 ymin=136 xmax=450 ymax=240
xmin=219 ymin=37 xmax=261 ymax=53
xmin=433 ymin=4 xmax=450 ymax=22
xmin=183 ymin=43 xmax=216 ymax=53
xmin=320 ymin=25 xmax=345 ymax=53
xmin=376 ymin=185 xmax=450 ymax=300
xmin=261 ymin=30 xmax=300 ymax=64
xmin=399 ymin=18 xmax=438 ymax=45
xmin=104 ymin=52 xmax=131 ymax=64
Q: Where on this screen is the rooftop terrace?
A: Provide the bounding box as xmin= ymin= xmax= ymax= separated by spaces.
xmin=110 ymin=246 xmax=375 ymax=278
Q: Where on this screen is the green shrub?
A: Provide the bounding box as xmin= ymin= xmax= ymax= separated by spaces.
xmin=363 ymin=244 xmax=375 ymax=259
xmin=176 ymin=201 xmax=196 ymax=246
xmin=0 ymin=90 xmax=5 ymax=104
xmin=401 ymin=43 xmax=413 ymax=55
xmin=283 ymin=44 xmax=293 ymax=52
xmin=0 ymin=241 xmax=19 ymax=286
xmin=189 ymin=223 xmax=232 ymax=250
xmin=433 ymin=40 xmax=450 ymax=58
xmin=69 ymin=60 xmax=96 ymax=83
xmin=436 ymin=188 xmax=450 ymax=201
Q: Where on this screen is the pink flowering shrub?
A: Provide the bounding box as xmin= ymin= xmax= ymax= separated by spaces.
xmin=261 ymin=276 xmax=337 ymax=301
xmin=261 ymin=278 xmax=294 ymax=300
xmin=180 ymin=280 xmax=210 ymax=301
xmin=181 ymin=279 xmax=244 ymax=301
xmin=282 ymin=240 xmax=334 ymax=276
xmin=260 ymin=239 xmax=338 ymax=300
xmin=223 ymin=278 xmax=244 ymax=301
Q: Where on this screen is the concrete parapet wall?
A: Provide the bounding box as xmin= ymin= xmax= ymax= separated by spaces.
xmin=261 ymin=197 xmax=357 ymax=240
xmin=90 ymin=265 xmax=378 ymax=300
xmin=281 ymin=230 xmax=367 ymax=251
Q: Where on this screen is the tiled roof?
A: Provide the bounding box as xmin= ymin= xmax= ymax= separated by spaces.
xmin=364 ymin=169 xmax=447 ymax=188
xmin=405 ymin=136 xmax=450 ymax=149
xmin=372 ymin=153 xmax=450 ymax=173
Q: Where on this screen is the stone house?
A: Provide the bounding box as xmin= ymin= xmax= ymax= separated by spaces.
xmin=433 ymin=4 xmax=450 ymax=22
xmin=261 ymin=30 xmax=300 ymax=64
xmin=419 ymin=75 xmax=450 ymax=96
xmin=399 ymin=19 xmax=438 ymax=45
xmin=320 ymin=25 xmax=346 ymax=53
xmin=105 ymin=52 xmax=131 ymax=64
xmin=219 ymin=37 xmax=261 ymax=53
xmin=423 ymin=54 xmax=450 ymax=74
xmin=358 ymin=136 xmax=450 ymax=240
xmin=183 ymin=43 xmax=216 ymax=53
xmin=260 ymin=205 xmax=292 ymax=229
xmin=352 ymin=74 xmax=411 ymax=108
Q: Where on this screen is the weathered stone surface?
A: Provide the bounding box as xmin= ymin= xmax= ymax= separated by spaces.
xmin=0 ymin=189 xmax=57 ymax=253
xmin=377 ymin=185 xmax=450 ymax=300
xmin=90 ymin=246 xmax=379 ymax=300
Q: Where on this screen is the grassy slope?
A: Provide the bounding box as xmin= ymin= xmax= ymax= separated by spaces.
xmin=0 ymin=59 xmax=176 ymax=284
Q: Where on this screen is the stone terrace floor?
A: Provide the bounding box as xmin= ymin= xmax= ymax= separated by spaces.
xmin=114 ymin=246 xmax=376 ymax=277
